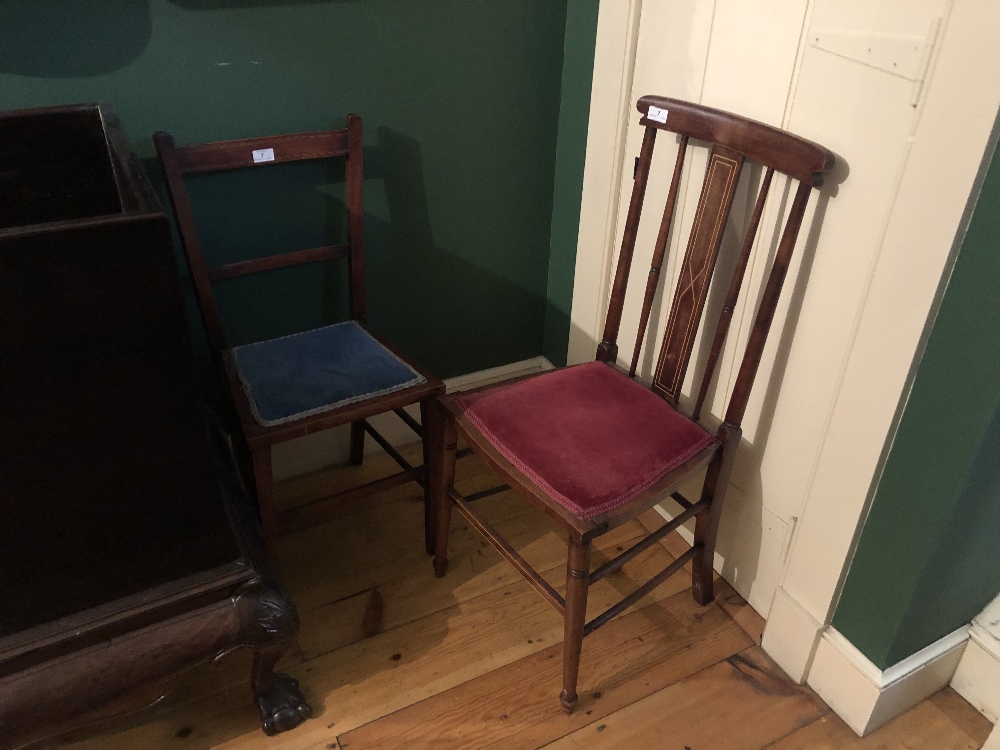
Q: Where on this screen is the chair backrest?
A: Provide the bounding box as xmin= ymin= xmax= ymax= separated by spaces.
xmin=154 ymin=115 xmax=365 ymax=354
xmin=598 ymin=96 xmax=835 ymax=429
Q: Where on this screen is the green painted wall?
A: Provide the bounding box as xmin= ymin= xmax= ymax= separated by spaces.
xmin=1 ymin=0 xmax=571 ymax=381
xmin=832 ymin=133 xmax=1000 ymax=670
xmin=543 ymin=0 xmax=599 ymax=367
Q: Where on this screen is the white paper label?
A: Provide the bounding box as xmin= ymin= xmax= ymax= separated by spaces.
xmin=647 ymin=105 xmax=668 ymax=123
xmin=252 ymin=148 xmax=275 ymax=163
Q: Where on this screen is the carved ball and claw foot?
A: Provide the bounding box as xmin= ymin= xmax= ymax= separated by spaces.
xmin=236 ymin=579 xmax=313 ymax=736
xmin=256 ymin=672 xmax=312 ymax=735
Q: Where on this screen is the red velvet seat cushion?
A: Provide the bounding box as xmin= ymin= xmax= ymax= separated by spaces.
xmin=456 ymin=361 xmax=715 ymax=520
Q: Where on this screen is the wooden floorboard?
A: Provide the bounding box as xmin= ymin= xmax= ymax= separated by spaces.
xmin=337 ymin=589 xmax=753 ymax=750
xmin=540 ymin=647 xmax=827 ymax=750
xmin=58 ymin=449 xmax=993 ymax=750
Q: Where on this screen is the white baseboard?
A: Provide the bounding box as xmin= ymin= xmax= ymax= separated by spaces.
xmin=272 ymin=356 xmax=555 ymax=480
xmin=807 ymin=626 xmax=970 ymax=736
xmin=951 ymin=595 xmax=1000 ymax=724
xmin=761 ymin=586 xmax=826 ymax=684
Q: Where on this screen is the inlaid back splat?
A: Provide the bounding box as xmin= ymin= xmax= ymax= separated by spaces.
xmin=652 ymin=145 xmax=744 ymax=403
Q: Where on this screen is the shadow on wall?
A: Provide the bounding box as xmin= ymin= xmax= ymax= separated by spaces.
xmin=0 ymin=0 xmax=152 ymax=77
xmin=616 ymin=149 xmax=848 ymax=603
xmin=149 ymin=121 xmax=548 ymax=408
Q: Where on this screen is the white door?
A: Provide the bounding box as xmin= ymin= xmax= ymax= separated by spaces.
xmin=591 ymin=0 xmax=951 ymax=615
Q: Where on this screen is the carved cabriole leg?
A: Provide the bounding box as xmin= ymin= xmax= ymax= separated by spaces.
xmin=419 ymin=400 xmax=436 ymax=556
xmin=250 ymin=446 xmax=278 ymax=558
xmin=431 ymin=401 xmax=458 ymax=578
xmin=349 ymin=420 xmax=366 ymax=466
xmin=560 ymin=538 xmax=592 ymax=713
xmin=692 ymin=423 xmax=742 ymax=605
xmin=235 ymin=579 xmax=311 ymax=736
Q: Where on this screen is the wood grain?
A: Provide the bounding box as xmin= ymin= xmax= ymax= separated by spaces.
xmin=542 ymin=648 xmax=827 ymax=750
xmin=337 ymin=589 xmax=752 ymax=750
xmin=765 ymin=689 xmax=990 ymax=750
xmin=56 ymin=452 xmax=991 ymax=750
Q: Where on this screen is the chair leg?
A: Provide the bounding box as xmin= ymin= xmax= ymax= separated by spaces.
xmin=691 ymin=507 xmax=718 ymax=606
xmin=349 ymin=420 xmax=365 ymax=466
xmin=419 ymin=400 xmax=436 ymax=556
xmin=692 ymin=424 xmax=740 ymax=606
xmin=251 ymin=446 xmax=279 ymax=559
xmin=560 ymin=538 xmax=591 ymax=714
xmin=430 ymin=401 xmax=457 ymax=578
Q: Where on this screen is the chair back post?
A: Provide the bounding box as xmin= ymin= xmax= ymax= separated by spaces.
xmin=154 ymin=131 xmax=229 ymax=354
xmin=598 ymin=96 xmax=835 ymax=431
xmin=630 ymin=134 xmax=689 ymax=377
xmin=345 ymin=114 xmax=366 ymax=324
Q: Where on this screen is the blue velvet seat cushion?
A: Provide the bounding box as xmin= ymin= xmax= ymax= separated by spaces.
xmin=232 ymin=321 xmax=425 ymax=427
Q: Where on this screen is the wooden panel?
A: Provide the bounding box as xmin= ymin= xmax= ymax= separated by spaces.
xmin=175 ymin=130 xmax=349 ymax=174
xmin=652 ymin=145 xmax=744 ymax=402
xmin=337 ymin=589 xmax=752 ymax=750
xmin=0 ymin=215 xmax=238 ymax=636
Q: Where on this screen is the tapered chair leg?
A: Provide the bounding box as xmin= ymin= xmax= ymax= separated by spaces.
xmin=349 ymin=420 xmax=366 ymax=466
xmin=251 ymin=446 xmax=278 ymax=559
xmin=691 ymin=509 xmax=716 ymax=606
xmin=560 ymin=538 xmax=591 ymax=713
xmin=692 ymin=424 xmax=740 ymax=606
xmin=430 ymin=402 xmax=457 ymax=578
xmin=419 ymin=400 xmax=436 ymax=556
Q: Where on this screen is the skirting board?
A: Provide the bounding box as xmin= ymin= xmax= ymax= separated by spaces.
xmin=271 ymin=356 xmax=555 ymax=481
xmin=951 ymin=596 xmax=1000 ymax=724
xmin=761 ymin=586 xmax=826 ymax=684
xmin=807 ymin=626 xmax=970 ymax=736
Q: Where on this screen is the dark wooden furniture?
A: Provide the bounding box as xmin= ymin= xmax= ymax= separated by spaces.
xmin=428 ymin=96 xmax=836 ymax=711
xmin=154 ymin=118 xmax=445 ymax=555
xmin=0 ymin=103 xmax=309 ymax=748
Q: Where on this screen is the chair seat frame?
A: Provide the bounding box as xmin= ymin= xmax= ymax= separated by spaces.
xmin=429 ymin=96 xmax=835 ymax=712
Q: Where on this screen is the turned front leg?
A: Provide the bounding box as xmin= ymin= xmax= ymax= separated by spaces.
xmin=560 ymin=538 xmax=591 ymax=713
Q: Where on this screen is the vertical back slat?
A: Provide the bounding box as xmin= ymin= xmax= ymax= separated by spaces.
xmin=597 ymin=126 xmax=658 ymax=363
xmin=346 ymin=114 xmax=366 ymax=323
xmin=692 ymin=166 xmax=774 ymax=421
xmin=629 ymin=135 xmax=689 ymax=377
xmin=652 ymin=145 xmax=745 ymax=402
xmin=153 ymin=131 xmax=229 ymax=353
xmin=725 ymin=180 xmax=812 ymax=427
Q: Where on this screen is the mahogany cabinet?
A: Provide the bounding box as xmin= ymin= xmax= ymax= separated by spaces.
xmin=0 ymin=104 xmax=310 ymax=748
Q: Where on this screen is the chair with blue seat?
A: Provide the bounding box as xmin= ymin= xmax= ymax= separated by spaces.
xmin=154 ymin=116 xmax=444 ymax=556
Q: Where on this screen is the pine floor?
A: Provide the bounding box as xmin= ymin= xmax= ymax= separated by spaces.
xmin=60 ymin=444 xmax=993 ymax=750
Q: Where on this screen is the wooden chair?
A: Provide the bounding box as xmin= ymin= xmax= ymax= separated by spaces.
xmin=154 ymin=116 xmax=445 ymax=556
xmin=428 ymin=97 xmax=836 ymax=711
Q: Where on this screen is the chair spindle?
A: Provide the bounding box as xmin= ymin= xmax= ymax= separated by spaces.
xmin=692 ymin=167 xmax=774 ymax=421
xmin=629 ymin=136 xmax=689 ymax=378
xmin=598 ymin=126 xmax=657 ymax=363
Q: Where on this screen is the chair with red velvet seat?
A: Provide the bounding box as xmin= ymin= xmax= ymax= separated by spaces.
xmin=154 ymin=116 xmax=445 ymax=557
xmin=427 ymin=96 xmax=836 ymax=711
